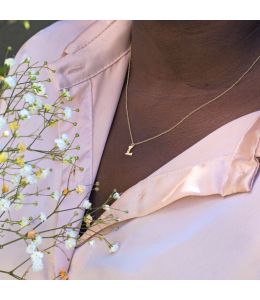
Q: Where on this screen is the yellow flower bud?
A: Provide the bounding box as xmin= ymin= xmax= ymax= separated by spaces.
xmin=76 ymin=184 xmax=85 ymax=194
xmin=83 ymin=214 xmax=93 ymax=225
xmin=0 ymin=152 xmax=8 ymax=163
xmin=15 ymin=156 xmax=25 ymax=167
xmin=59 ymin=269 xmax=69 ymax=280
xmin=9 ymin=121 xmax=19 ymax=132
xmin=2 ymin=183 xmax=9 ymax=193
xmin=17 ymin=142 xmax=26 ymax=153
xmin=27 ymin=230 xmax=36 ymax=240
xmin=62 ymin=188 xmax=69 ymax=196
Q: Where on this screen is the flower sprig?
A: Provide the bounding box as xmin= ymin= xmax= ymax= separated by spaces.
xmin=0 ymin=56 xmax=127 ymax=280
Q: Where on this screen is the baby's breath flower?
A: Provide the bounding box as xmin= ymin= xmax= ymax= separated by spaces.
xmin=30 ymin=251 xmax=44 ymax=272
xmin=63 ymin=107 xmax=72 ymax=120
xmin=43 ymin=104 xmax=52 ymax=112
xmin=26 ymin=243 xmax=36 ymax=254
xmin=109 ymin=242 xmax=120 ymax=254
xmin=35 ymin=168 xmax=49 ymax=179
xmin=4 ymin=58 xmax=15 ymax=68
xmin=39 ymin=212 xmax=47 ymax=222
xmin=83 ymin=214 xmax=93 ymax=226
xmin=28 ymin=98 xmax=43 ymax=113
xmin=88 ymin=239 xmax=96 ymax=247
xmin=0 ymin=198 xmax=10 ymax=212
xmin=15 ymin=156 xmax=25 ymax=167
xmin=17 ymin=142 xmax=27 ymax=153
xmin=11 ymin=175 xmax=21 ymax=185
xmin=65 ymin=238 xmax=76 ymax=249
xmin=65 ymin=228 xmax=77 ymax=239
xmin=26 ymin=174 xmax=38 ymax=185
xmin=54 ymin=134 xmax=70 ymax=151
xmin=63 ymin=155 xmax=76 ymax=164
xmin=20 ymin=217 xmax=30 ymax=227
xmin=28 ymin=70 xmax=38 ymax=81
xmin=102 ymin=204 xmax=110 ymax=211
xmin=60 ymin=88 xmax=71 ymax=100
xmin=19 ymin=109 xmax=31 ymax=120
xmin=32 ymin=83 xmax=46 ymax=96
xmin=82 ymin=199 xmax=92 ymax=210
xmin=112 ymin=192 xmax=121 ymax=200
xmin=4 ymin=76 xmax=16 ymax=88
xmin=3 ymin=130 xmax=10 ymax=137
xmin=23 ymin=93 xmax=35 ymax=105
xmin=0 ymin=152 xmax=8 ymax=163
xmin=27 ymin=230 xmax=36 ymax=240
xmin=9 ymin=121 xmax=19 ymax=132
xmin=76 ymin=184 xmax=85 ymax=194
xmin=33 ymin=235 xmax=43 ymax=246
xmin=20 ymin=164 xmax=33 ymax=176
xmin=59 ymin=269 xmax=69 ymax=280
xmin=0 ymin=116 xmax=7 ymax=129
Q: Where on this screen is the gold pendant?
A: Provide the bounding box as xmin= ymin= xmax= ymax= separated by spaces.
xmin=125 ymin=143 xmax=135 ymax=156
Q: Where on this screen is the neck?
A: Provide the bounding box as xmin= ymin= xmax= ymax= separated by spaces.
xmin=129 ymin=21 xmax=260 ymax=93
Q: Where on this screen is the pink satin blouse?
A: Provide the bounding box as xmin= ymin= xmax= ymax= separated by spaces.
xmin=1 ymin=20 xmax=260 ymax=279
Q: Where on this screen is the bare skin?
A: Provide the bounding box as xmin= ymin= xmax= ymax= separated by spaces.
xmin=80 ymin=21 xmax=260 ymax=234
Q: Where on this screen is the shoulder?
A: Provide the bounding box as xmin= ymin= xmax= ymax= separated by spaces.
xmin=15 ymin=21 xmax=94 ymax=64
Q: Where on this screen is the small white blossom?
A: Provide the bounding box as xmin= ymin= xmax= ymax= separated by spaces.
xmin=63 ymin=107 xmax=72 ymax=119
xmin=55 ymin=134 xmax=69 ymax=151
xmin=26 ymin=174 xmax=38 ymax=185
xmin=19 ymin=108 xmax=31 ymax=120
xmin=32 ymin=83 xmax=46 ymax=96
xmin=65 ymin=238 xmax=76 ymax=249
xmin=30 ymin=251 xmax=44 ymax=272
xmin=88 ymin=239 xmax=96 ymax=247
xmin=0 ymin=116 xmax=7 ymax=130
xmin=3 ymin=130 xmax=10 ymax=137
xmin=4 ymin=58 xmax=15 ymax=68
xmin=11 ymin=175 xmax=21 ymax=185
xmin=0 ymin=198 xmax=10 ymax=212
xmin=109 ymin=242 xmax=120 ymax=254
xmin=20 ymin=164 xmax=33 ymax=176
xmin=39 ymin=212 xmax=47 ymax=222
xmin=4 ymin=76 xmax=16 ymax=88
xmin=33 ymin=235 xmax=43 ymax=246
xmin=23 ymin=93 xmax=35 ymax=105
xmin=82 ymin=199 xmax=92 ymax=210
xmin=113 ymin=192 xmax=121 ymax=200
xmin=26 ymin=243 xmax=36 ymax=254
xmin=65 ymin=228 xmax=77 ymax=239
xmin=102 ymin=204 xmax=110 ymax=211
xmin=63 ymin=155 xmax=76 ymax=164
xmin=20 ymin=217 xmax=30 ymax=227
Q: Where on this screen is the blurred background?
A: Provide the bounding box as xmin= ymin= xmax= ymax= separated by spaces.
xmin=0 ymin=21 xmax=56 ymax=64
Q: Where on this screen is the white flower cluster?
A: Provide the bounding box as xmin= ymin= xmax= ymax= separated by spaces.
xmin=26 ymin=235 xmax=44 ymax=272
xmin=0 ymin=198 xmax=10 ymax=212
xmin=23 ymin=93 xmax=43 ymax=113
xmin=54 ymin=133 xmax=70 ymax=151
xmin=64 ymin=228 xmax=77 ymax=250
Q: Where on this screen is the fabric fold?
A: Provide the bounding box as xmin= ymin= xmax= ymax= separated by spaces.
xmin=76 ymin=114 xmax=260 ymax=248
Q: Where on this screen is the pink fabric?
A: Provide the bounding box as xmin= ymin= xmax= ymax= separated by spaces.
xmin=1 ymin=21 xmax=259 ymax=279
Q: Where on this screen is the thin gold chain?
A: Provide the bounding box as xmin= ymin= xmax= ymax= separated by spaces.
xmin=125 ymin=53 xmax=260 ymax=150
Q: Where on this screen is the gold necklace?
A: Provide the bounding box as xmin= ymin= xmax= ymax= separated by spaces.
xmin=125 ymin=54 xmax=260 ymax=156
